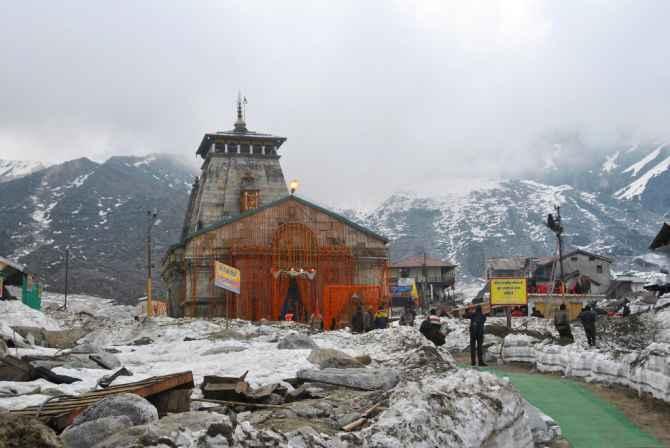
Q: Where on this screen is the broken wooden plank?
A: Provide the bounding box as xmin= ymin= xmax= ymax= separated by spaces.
xmin=9 ymin=371 xmax=194 ymax=431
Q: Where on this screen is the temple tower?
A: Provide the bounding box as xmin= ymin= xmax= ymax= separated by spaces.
xmin=182 ymin=96 xmax=289 ymax=237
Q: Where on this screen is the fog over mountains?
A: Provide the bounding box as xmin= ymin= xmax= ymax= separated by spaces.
xmin=0 ymin=142 xmax=667 ymax=302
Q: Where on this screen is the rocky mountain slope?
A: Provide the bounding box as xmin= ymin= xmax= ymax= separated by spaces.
xmin=1 ymin=141 xmax=667 ymax=301
xmin=345 ymin=180 xmax=663 ymax=279
xmin=538 ymin=141 xmax=670 ymax=216
xmin=0 ymin=159 xmax=47 ymax=183
xmin=0 ymin=154 xmax=195 ymax=303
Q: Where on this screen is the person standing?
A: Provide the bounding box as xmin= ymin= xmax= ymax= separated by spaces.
xmin=374 ymin=304 xmax=389 ymax=329
xmin=399 ymin=304 xmax=416 ymax=326
xmin=469 ymin=305 xmax=487 ymax=366
xmin=363 ymin=306 xmax=373 ymax=332
xmin=351 ymin=304 xmax=365 ymax=333
xmin=578 ymin=305 xmax=597 ymax=346
xmin=554 ymin=304 xmax=574 ymax=344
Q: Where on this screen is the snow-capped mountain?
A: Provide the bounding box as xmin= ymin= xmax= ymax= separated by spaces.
xmin=1 ymin=145 xmax=666 ymax=301
xmin=0 ymin=154 xmax=196 ymax=303
xmin=0 ymin=159 xmax=47 ymax=183
xmin=537 ymin=142 xmax=670 ymax=216
xmin=345 ymin=179 xmax=663 ymax=279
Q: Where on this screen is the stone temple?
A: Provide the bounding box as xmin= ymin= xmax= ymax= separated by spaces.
xmin=162 ymin=98 xmax=389 ymax=326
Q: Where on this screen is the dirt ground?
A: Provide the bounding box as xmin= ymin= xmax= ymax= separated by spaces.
xmin=453 ymin=354 xmax=670 ymax=447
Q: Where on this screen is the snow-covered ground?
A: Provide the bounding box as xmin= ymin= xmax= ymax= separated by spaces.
xmin=0 ymin=295 xmax=560 ymax=447
xmin=443 ymin=308 xmax=670 ymax=404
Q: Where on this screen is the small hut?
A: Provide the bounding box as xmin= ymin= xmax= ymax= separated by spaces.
xmin=0 ymin=256 xmax=42 ymax=310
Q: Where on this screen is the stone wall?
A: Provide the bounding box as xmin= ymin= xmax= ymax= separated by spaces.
xmin=186 ymin=154 xmax=288 ymax=234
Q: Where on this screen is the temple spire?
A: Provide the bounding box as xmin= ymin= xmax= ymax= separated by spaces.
xmin=234 ymin=92 xmax=247 ymax=132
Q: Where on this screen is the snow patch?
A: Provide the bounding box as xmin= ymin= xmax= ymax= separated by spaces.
xmin=622 ymin=143 xmax=666 ymax=177
xmin=615 ymin=154 xmax=670 ymax=200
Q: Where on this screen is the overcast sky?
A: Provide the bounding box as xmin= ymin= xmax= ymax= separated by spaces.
xmin=2 ymin=1 xmax=670 ymax=207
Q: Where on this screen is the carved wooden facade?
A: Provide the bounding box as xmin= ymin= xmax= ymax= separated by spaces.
xmin=162 ymin=195 xmax=388 ymax=324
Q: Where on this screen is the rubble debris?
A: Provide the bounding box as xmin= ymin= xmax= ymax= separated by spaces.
xmin=44 ymin=328 xmax=89 ymax=349
xmin=307 ymin=348 xmax=364 ymax=369
xmin=10 ymin=371 xmax=194 ymax=431
xmin=69 ymin=343 xmax=101 ymax=354
xmin=0 ymin=355 xmax=80 ymax=384
xmin=277 ymin=333 xmax=318 ymax=350
xmin=285 ymin=385 xmax=312 ymax=402
xmin=88 ymin=352 xmax=121 ymax=370
xmin=32 ymin=367 xmax=81 ymax=385
xmin=7 ymin=326 xmax=89 ymax=350
xmin=0 ymin=412 xmax=63 ymax=448
xmin=296 ymin=368 xmax=400 ymax=391
xmin=201 ymin=371 xmax=250 ymax=402
xmin=522 ymin=399 xmax=562 ymax=445
xmin=341 ymin=401 xmax=385 ymax=431
xmin=60 ymin=415 xmax=132 ymax=448
xmin=354 ymin=354 xmax=372 ymax=365
xmin=97 ymin=367 xmax=133 ymax=388
xmin=91 ymin=411 xmax=234 ymax=448
xmin=0 ymin=356 xmax=31 ymax=382
xmin=25 ymin=353 xmax=101 ymax=370
xmin=72 ymin=393 xmax=158 ymax=427
xmin=11 ymin=326 xmax=48 ymax=346
xmin=131 ymin=336 xmax=153 ymax=346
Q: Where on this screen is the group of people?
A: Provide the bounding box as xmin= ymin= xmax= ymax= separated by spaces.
xmin=554 ymin=303 xmax=600 ymax=346
xmin=351 ymin=303 xmax=389 ymax=333
xmin=416 ymin=305 xmax=488 ymax=367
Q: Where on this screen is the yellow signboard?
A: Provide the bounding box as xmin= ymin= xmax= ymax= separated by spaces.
xmin=214 ymin=261 xmax=241 ymax=294
xmin=490 ymin=278 xmax=528 ymax=305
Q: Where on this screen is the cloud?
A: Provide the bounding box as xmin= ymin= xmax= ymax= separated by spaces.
xmin=1 ymin=0 xmax=669 ymax=206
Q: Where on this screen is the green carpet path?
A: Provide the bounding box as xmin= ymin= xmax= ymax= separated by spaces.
xmin=476 ymin=366 xmax=664 ymax=448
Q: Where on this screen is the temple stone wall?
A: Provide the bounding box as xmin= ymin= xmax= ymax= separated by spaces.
xmin=186 ymin=154 xmax=288 ymax=234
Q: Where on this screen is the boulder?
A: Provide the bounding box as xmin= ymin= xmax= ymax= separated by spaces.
xmin=89 ymin=353 xmax=121 ymax=370
xmin=0 ymin=412 xmax=63 ymax=448
xmin=131 ymin=337 xmax=153 ymax=346
xmin=61 ymin=416 xmax=132 ymax=448
xmin=72 ymin=393 xmax=158 ymax=427
xmin=91 ymin=411 xmax=231 ymax=448
xmin=354 ymin=354 xmax=372 ymax=365
xmin=522 ymin=400 xmax=561 ymax=445
xmin=277 ymin=334 xmax=318 ymax=350
xmin=45 ymin=328 xmax=89 ymax=349
xmin=307 ymin=348 xmax=362 ymax=369
xmin=70 ymin=343 xmax=101 ymax=354
xmin=11 ymin=326 xmax=48 ymax=346
xmin=296 ymin=367 xmax=399 ymax=390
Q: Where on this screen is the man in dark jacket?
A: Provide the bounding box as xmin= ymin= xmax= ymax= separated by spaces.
xmin=469 ymin=305 xmax=487 ymax=366
xmin=420 ymin=309 xmax=445 ymax=346
xmin=399 ymin=304 xmax=416 ymax=327
xmin=554 ymin=303 xmax=573 ymax=344
xmin=351 ymin=304 xmax=365 ymax=333
xmin=578 ymin=305 xmax=597 ymax=346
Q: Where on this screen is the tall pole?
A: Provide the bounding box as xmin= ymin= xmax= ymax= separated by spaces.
xmin=64 ymin=249 xmax=69 ymax=310
xmin=146 ymin=210 xmax=158 ymax=317
xmin=556 ymin=205 xmax=565 ymax=290
xmin=423 ymin=251 xmax=428 ymax=313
